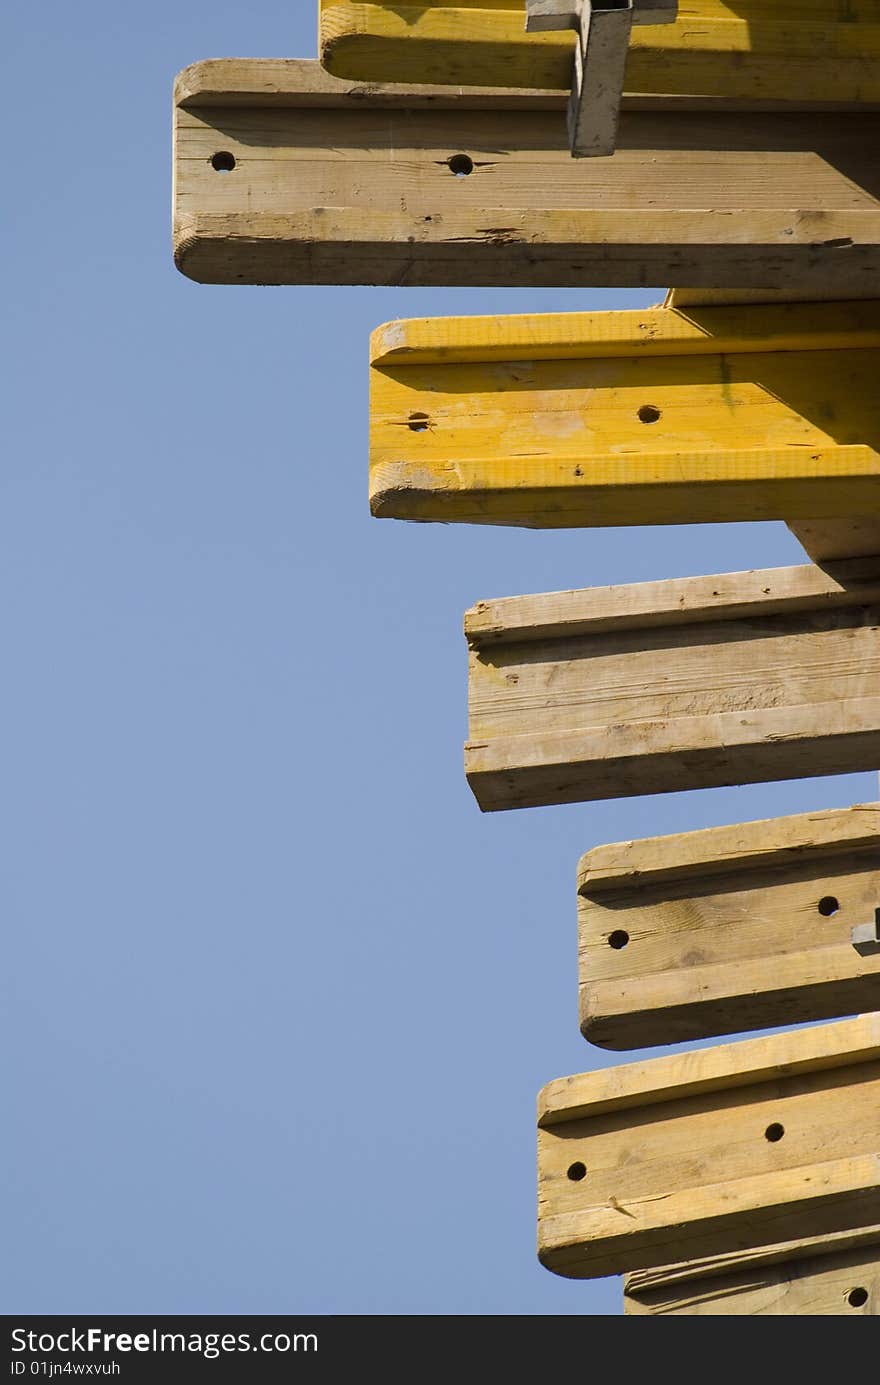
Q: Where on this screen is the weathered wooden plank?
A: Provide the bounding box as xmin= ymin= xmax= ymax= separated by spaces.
xmin=172 ymin=57 xmax=564 ymax=109
xmin=464 ymin=558 xmax=880 ymax=811
xmin=319 ymin=2 xmax=880 ymax=104
xmin=537 ymin=1015 xmax=880 ymax=1279
xmin=370 ymin=302 xmax=880 ymax=527
xmin=627 ymin=1225 xmax=880 ymax=1293
xmin=173 ymin=61 xmax=880 ymax=290
xmin=578 ymin=802 xmax=880 ymax=1049
xmin=625 ymin=1241 xmax=880 ymax=1314
xmin=788 ymin=518 xmax=880 ymax=564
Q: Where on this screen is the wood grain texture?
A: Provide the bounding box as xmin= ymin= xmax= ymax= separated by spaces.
xmin=370 ymin=302 xmax=880 ymax=527
xmin=465 ymin=559 xmax=880 ymax=811
xmin=661 ymin=295 xmax=880 ymax=568
xmin=787 ymin=517 xmax=880 ymax=564
xmin=625 ymin=1242 xmax=880 ymax=1313
xmin=578 ymin=802 xmax=880 ymax=1049
xmin=537 ymin=1016 xmax=880 ymax=1279
xmin=319 ymin=2 xmax=880 ymax=103
xmin=539 ymin=1012 xmax=880 ymax=1122
xmin=173 ymin=61 xmax=880 ymax=290
xmin=627 ymin=1224 xmax=880 ymax=1292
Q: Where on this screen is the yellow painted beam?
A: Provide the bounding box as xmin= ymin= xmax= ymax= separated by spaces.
xmin=371 ymin=302 xmax=880 ymax=528
xmin=320 ymin=2 xmax=880 ymax=104
xmin=537 ymin=1015 xmax=880 ymax=1279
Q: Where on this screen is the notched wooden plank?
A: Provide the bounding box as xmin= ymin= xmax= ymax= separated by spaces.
xmin=578 ymin=802 xmax=880 ymax=1049
xmin=465 ymin=559 xmax=880 ymax=811
xmin=538 ymin=1016 xmax=880 ymax=1280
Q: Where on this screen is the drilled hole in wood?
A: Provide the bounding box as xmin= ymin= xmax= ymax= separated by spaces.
xmin=408 ymin=413 xmax=430 ymax=432
xmin=638 ymin=405 xmax=661 ymax=424
xmin=818 ymin=895 xmax=840 ymax=917
xmin=567 ymin=1162 xmax=587 ymax=1182
xmin=764 ymin=1123 xmax=785 ymax=1142
xmin=848 ymin=1287 xmax=869 ymax=1307
xmin=211 ymin=151 xmax=236 ymax=173
xmin=608 ymin=930 xmax=630 ymax=950
xmin=448 ymin=153 xmax=474 ymax=177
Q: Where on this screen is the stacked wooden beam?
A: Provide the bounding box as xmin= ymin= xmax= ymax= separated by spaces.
xmin=174 ymin=5 xmax=880 ymax=1312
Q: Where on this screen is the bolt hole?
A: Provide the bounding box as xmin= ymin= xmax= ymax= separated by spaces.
xmin=567 ymin=1162 xmax=587 ymax=1182
xmin=448 ymin=153 xmax=474 ymax=177
xmin=211 ymin=151 xmax=236 ymax=173
xmin=608 ymin=930 xmax=630 ymax=950
xmin=818 ymin=895 xmax=839 ymax=917
xmin=765 ymin=1123 xmax=785 ymax=1143
xmin=408 ymin=413 xmax=430 ymax=433
xmin=848 ymin=1287 xmax=869 ymax=1308
xmin=638 ymin=405 xmax=661 ymax=424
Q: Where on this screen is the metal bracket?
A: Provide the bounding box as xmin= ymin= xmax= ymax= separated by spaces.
xmin=853 ymin=908 xmax=880 ymax=957
xmin=526 ymin=0 xmax=678 ymax=158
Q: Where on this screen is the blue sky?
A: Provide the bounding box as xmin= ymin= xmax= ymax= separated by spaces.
xmin=3 ymin=2 xmax=875 ymax=1316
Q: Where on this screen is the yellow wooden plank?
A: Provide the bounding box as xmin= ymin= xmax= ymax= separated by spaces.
xmin=370 ymin=302 xmax=880 ymax=528
xmin=668 ymin=291 xmax=880 ymax=557
xmin=320 ymin=2 xmax=880 ymax=103
xmin=371 ymin=301 xmax=880 ymax=363
xmin=645 ymin=304 xmax=880 ymax=561
xmin=173 ymin=61 xmax=880 ymax=291
xmin=578 ymin=803 xmax=880 ymax=1049
xmin=464 ymin=560 xmax=880 ymax=810
xmin=537 ymin=1017 xmax=880 ymax=1279
xmin=625 ymin=1242 xmax=880 ymax=1313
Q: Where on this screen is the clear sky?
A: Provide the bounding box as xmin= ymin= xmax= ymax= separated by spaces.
xmin=3 ymin=2 xmax=875 ymax=1317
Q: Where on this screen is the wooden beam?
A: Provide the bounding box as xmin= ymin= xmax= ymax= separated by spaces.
xmin=787 ymin=518 xmax=880 ymax=565
xmin=624 ymin=1241 xmax=880 ymax=1314
xmin=464 ymin=558 xmax=880 ymax=811
xmin=626 ymin=1225 xmax=880 ymax=1294
xmin=370 ymin=302 xmax=880 ymax=527
xmin=578 ymin=802 xmax=880 ymax=1049
xmin=173 ymin=61 xmax=880 ymax=291
xmin=653 ymin=300 xmax=880 ymax=563
xmin=319 ymin=2 xmax=880 ymax=105
xmin=537 ymin=1015 xmax=880 ymax=1279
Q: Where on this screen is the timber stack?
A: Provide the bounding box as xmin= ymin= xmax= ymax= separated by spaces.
xmin=174 ymin=1 xmax=880 ymax=1314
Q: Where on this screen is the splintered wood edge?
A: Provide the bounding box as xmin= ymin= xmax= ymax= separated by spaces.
xmin=577 ymin=801 xmax=880 ymax=893
xmin=537 ymin=1014 xmax=880 ymax=1127
xmin=661 ymin=296 xmax=880 ymax=568
xmin=370 ymin=302 xmax=880 ymax=367
xmin=464 ymin=557 xmax=880 ymax=646
xmin=625 ymin=1224 xmax=880 ymax=1296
